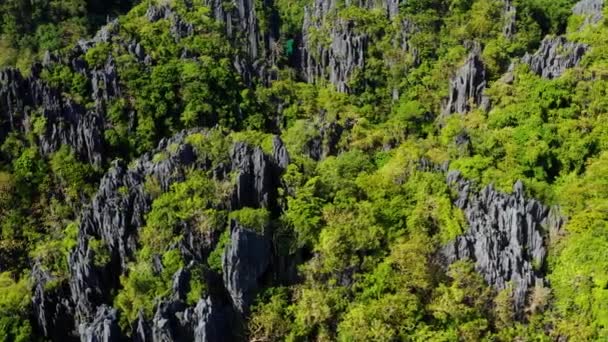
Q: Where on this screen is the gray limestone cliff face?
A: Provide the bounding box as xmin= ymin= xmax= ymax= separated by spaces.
xmin=68 ymin=131 xmax=201 ymax=326
xmin=192 ymin=297 xmax=231 ymax=342
xmin=145 ymin=5 xmax=194 ymax=39
xmin=442 ymin=171 xmax=563 ymax=316
xmin=204 ymin=0 xmax=264 ymax=60
xmin=222 ymin=221 xmax=272 ymax=314
xmin=503 ymin=0 xmax=517 ymax=38
xmin=203 ymin=0 xmax=279 ymax=83
xmin=0 ymin=66 xmax=105 ymax=166
xmin=442 ymin=51 xmax=488 ymax=116
xmin=32 ymin=264 xmax=77 ymax=341
xmin=133 ymin=296 xmax=231 ymax=342
xmin=60 ymin=129 xmax=288 ymax=338
xmin=572 ymin=0 xmax=604 ymax=25
xmin=231 ymin=141 xmax=284 ymax=210
xmin=301 ymin=0 xmax=405 ymax=93
xmin=0 ymin=19 xmax=134 ymax=167
xmin=304 ymin=121 xmax=346 ymax=161
xmin=301 ymin=1 xmax=368 ymax=93
xmin=523 ymin=36 xmax=588 ymax=79
xmin=76 ymin=19 xmax=123 ymax=106
xmin=78 ymin=305 xmax=123 ymax=342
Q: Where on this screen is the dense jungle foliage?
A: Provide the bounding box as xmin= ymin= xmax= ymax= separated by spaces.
xmin=1 ymin=0 xmax=608 ymax=341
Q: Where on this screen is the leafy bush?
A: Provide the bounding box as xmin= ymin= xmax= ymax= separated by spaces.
xmin=229 ymin=208 xmax=270 ymax=232
xmin=0 ymin=272 xmax=32 ymax=342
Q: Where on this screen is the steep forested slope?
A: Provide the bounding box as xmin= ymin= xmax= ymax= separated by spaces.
xmin=0 ymin=0 xmax=607 ymax=341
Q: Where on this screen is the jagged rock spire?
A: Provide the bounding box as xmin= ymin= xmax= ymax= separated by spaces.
xmin=442 ymin=48 xmax=488 ymax=116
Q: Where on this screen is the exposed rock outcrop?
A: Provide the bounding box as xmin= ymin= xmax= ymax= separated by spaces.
xmin=78 ymin=305 xmax=123 ymax=342
xmin=442 ymin=51 xmax=488 ymax=116
xmin=304 ymin=121 xmax=345 ymax=161
xmin=222 ymin=220 xmax=272 ymax=314
xmin=69 ymin=132 xmax=200 ymax=324
xmin=301 ymin=1 xmax=368 ymax=93
xmin=135 ymin=296 xmax=233 ymax=342
xmin=0 ymin=67 xmax=105 ymax=165
xmin=523 ymin=36 xmax=588 ymax=79
xmin=192 ymin=297 xmax=231 ymax=342
xmin=442 ymin=171 xmax=563 ymax=316
xmin=204 ymin=0 xmax=279 ymax=83
xmin=89 ymin=57 xmax=121 ymax=106
xmin=503 ymin=0 xmax=517 ymax=38
xmin=32 ymin=264 xmax=77 ymax=341
xmin=146 ymin=4 xmax=194 ymax=39
xmin=272 ymin=135 xmax=290 ymax=169
xmin=300 ymin=0 xmax=405 ymax=93
xmin=231 ymin=142 xmax=282 ymax=210
xmin=62 ymin=127 xmax=288 ymax=337
xmin=572 ymin=0 xmax=604 ymax=25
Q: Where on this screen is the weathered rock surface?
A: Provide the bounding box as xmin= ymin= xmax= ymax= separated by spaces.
xmin=572 ymin=0 xmax=604 ymax=25
xmin=0 ymin=67 xmax=105 ymax=165
xmin=272 ymin=135 xmax=290 ymax=169
xmin=503 ymin=0 xmax=517 ymax=38
xmin=60 ymin=127 xmax=288 ymax=338
xmin=32 ymin=264 xmax=77 ymax=341
xmin=301 ymin=0 xmax=368 ymax=93
xmin=135 ymin=296 xmax=233 ymax=342
xmin=146 ymin=4 xmax=194 ymax=39
xmin=204 ymin=0 xmax=279 ymax=83
xmin=442 ymin=171 xmax=563 ymax=316
xmin=304 ymin=121 xmax=346 ymax=161
xmin=300 ymin=0 xmax=406 ymax=93
xmin=231 ymin=141 xmax=283 ymax=210
xmin=222 ymin=220 xmax=272 ymax=314
xmin=442 ymin=51 xmax=487 ymax=115
xmin=78 ymin=305 xmax=123 ymax=342
xmin=68 ymin=131 xmax=203 ymax=324
xmin=523 ymin=36 xmax=588 ymax=79
xmin=192 ymin=297 xmax=231 ymax=342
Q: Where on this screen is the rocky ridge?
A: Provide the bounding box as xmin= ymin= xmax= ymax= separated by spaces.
xmin=0 ymin=65 xmax=105 ymax=166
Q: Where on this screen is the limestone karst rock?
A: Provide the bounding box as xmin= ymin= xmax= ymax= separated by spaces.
xmin=503 ymin=0 xmax=517 ymax=38
xmin=46 ymin=128 xmax=288 ymax=339
xmin=32 ymin=263 xmax=77 ymax=341
xmin=78 ymin=305 xmax=123 ymax=342
xmin=222 ymin=220 xmax=272 ymax=314
xmin=442 ymin=51 xmax=488 ymax=116
xmin=0 ymin=67 xmax=105 ymax=166
xmin=443 ymin=171 xmax=563 ymax=316
xmin=523 ymin=36 xmax=588 ymax=79
xmin=572 ymin=0 xmax=604 ymax=25
xmin=300 ymin=0 xmax=406 ymax=93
